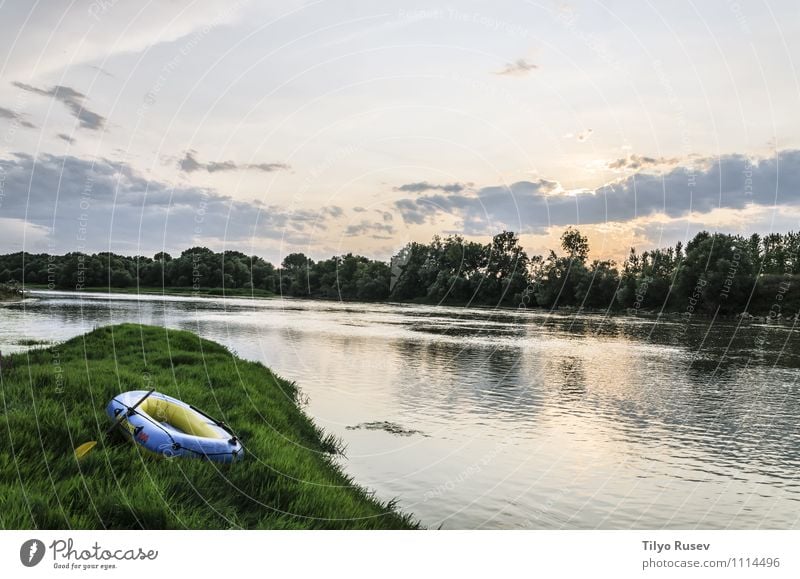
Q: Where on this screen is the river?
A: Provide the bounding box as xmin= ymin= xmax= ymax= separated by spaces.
xmin=1 ymin=290 xmax=799 ymax=529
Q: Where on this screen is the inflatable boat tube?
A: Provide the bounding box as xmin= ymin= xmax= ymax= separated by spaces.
xmin=106 ymin=390 xmax=244 ymax=463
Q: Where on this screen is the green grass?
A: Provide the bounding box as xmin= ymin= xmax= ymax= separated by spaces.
xmin=0 ymin=324 xmax=417 ymax=529
xmin=14 ymin=338 xmax=51 ymax=346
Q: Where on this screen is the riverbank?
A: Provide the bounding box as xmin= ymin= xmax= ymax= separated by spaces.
xmin=22 ymin=284 xmax=276 ymax=299
xmin=0 ymin=323 xmax=417 ymax=529
xmin=22 ymin=285 xmax=800 ymax=327
xmin=0 ymin=282 xmax=24 ymax=302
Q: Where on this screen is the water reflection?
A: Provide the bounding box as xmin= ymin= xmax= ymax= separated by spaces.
xmin=1 ymin=290 xmax=799 ymax=529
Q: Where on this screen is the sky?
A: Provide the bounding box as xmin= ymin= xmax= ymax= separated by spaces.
xmin=0 ymin=0 xmax=798 ymax=265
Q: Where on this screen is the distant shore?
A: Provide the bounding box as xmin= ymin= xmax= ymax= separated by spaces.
xmin=4 ymin=227 xmax=800 ymax=317
xmin=22 ymin=285 xmax=800 ymax=326
xmin=22 ymin=284 xmax=276 ymax=299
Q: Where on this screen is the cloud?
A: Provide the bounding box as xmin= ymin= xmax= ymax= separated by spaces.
xmin=0 ymin=1 xmax=252 ymax=78
xmin=320 ymin=205 xmax=344 ymax=218
xmin=564 ymin=129 xmax=593 ymax=142
xmin=495 ymin=58 xmax=538 ymax=76
xmin=344 ymin=220 xmax=396 ymax=239
xmin=13 ymin=82 xmax=105 ymax=130
xmin=56 ymin=133 xmax=75 ymax=144
xmin=394 ymin=181 xmax=470 ymax=193
xmin=0 ymin=106 xmax=35 ymax=128
xmin=179 ymin=151 xmax=290 ymax=174
xmin=0 ymin=153 xmax=338 ymax=254
xmin=394 ymin=198 xmax=429 ymax=225
xmin=87 ymin=65 xmax=114 ymax=78
xmin=607 ymin=154 xmax=679 ymax=171
xmin=393 ymin=150 xmax=800 ymax=235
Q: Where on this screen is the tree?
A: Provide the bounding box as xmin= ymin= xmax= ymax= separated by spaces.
xmin=616 ymin=248 xmax=639 ymax=309
xmin=354 ymin=260 xmax=391 ymax=300
xmin=279 ymin=253 xmax=314 ymax=296
xmin=534 ymin=251 xmax=587 ymax=308
xmin=560 ymin=227 xmax=589 ymax=263
xmin=674 ymin=232 xmax=756 ymax=315
xmin=482 ymin=231 xmax=530 ymax=304
xmin=250 ymin=258 xmax=276 ymax=292
xmin=422 ymin=235 xmax=488 ymax=303
xmin=389 ymin=243 xmax=429 ymax=301
xmin=785 ymin=231 xmax=800 ymax=274
xmin=110 ymin=269 xmax=134 ymax=287
xmin=576 ymin=260 xmax=619 ymax=309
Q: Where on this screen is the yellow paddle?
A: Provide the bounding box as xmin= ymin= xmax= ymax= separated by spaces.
xmin=74 ymin=389 xmax=155 ymax=460
xmin=74 ymin=440 xmax=98 ymax=459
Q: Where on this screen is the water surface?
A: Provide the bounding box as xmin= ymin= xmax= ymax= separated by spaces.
xmin=2 ymin=290 xmax=799 ymax=529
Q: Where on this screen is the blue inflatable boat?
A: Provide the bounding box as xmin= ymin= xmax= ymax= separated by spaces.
xmin=106 ymin=390 xmax=244 ymax=463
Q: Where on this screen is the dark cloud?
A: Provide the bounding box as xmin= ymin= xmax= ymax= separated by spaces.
xmin=395 ymin=181 xmax=470 ymax=193
xmin=344 ymin=220 xmax=396 ymax=239
xmin=87 ymin=65 xmax=114 ymax=78
xmin=321 ymin=205 xmax=343 ymax=218
xmin=394 ymin=198 xmax=428 ymax=225
xmin=177 ymin=150 xmax=203 ymax=172
xmin=393 ymin=151 xmax=800 ymax=234
xmin=0 ymin=153 xmax=337 ymax=254
xmin=248 ymin=162 xmax=292 ymax=173
xmin=179 ymin=150 xmax=290 ymax=174
xmin=13 ymin=82 xmax=105 ymax=130
xmin=56 ymin=133 xmax=75 ymax=144
xmin=608 ymin=154 xmax=679 ymax=171
xmin=495 ymin=58 xmax=538 ymax=76
xmin=0 ymin=105 xmax=35 ymax=128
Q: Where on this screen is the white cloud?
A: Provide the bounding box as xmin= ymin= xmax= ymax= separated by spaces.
xmin=0 ymin=1 xmax=249 ymax=78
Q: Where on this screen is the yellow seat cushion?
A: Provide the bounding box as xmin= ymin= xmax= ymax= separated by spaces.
xmin=139 ymin=398 xmax=223 ymax=439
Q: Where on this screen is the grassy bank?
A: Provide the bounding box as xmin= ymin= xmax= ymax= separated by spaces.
xmin=0 ymin=324 xmax=417 ymax=529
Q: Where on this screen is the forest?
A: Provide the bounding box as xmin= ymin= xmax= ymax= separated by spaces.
xmin=1 ymin=228 xmax=799 ymax=316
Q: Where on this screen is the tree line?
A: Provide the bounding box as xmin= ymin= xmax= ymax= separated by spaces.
xmin=1 ymin=228 xmax=798 ymax=316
